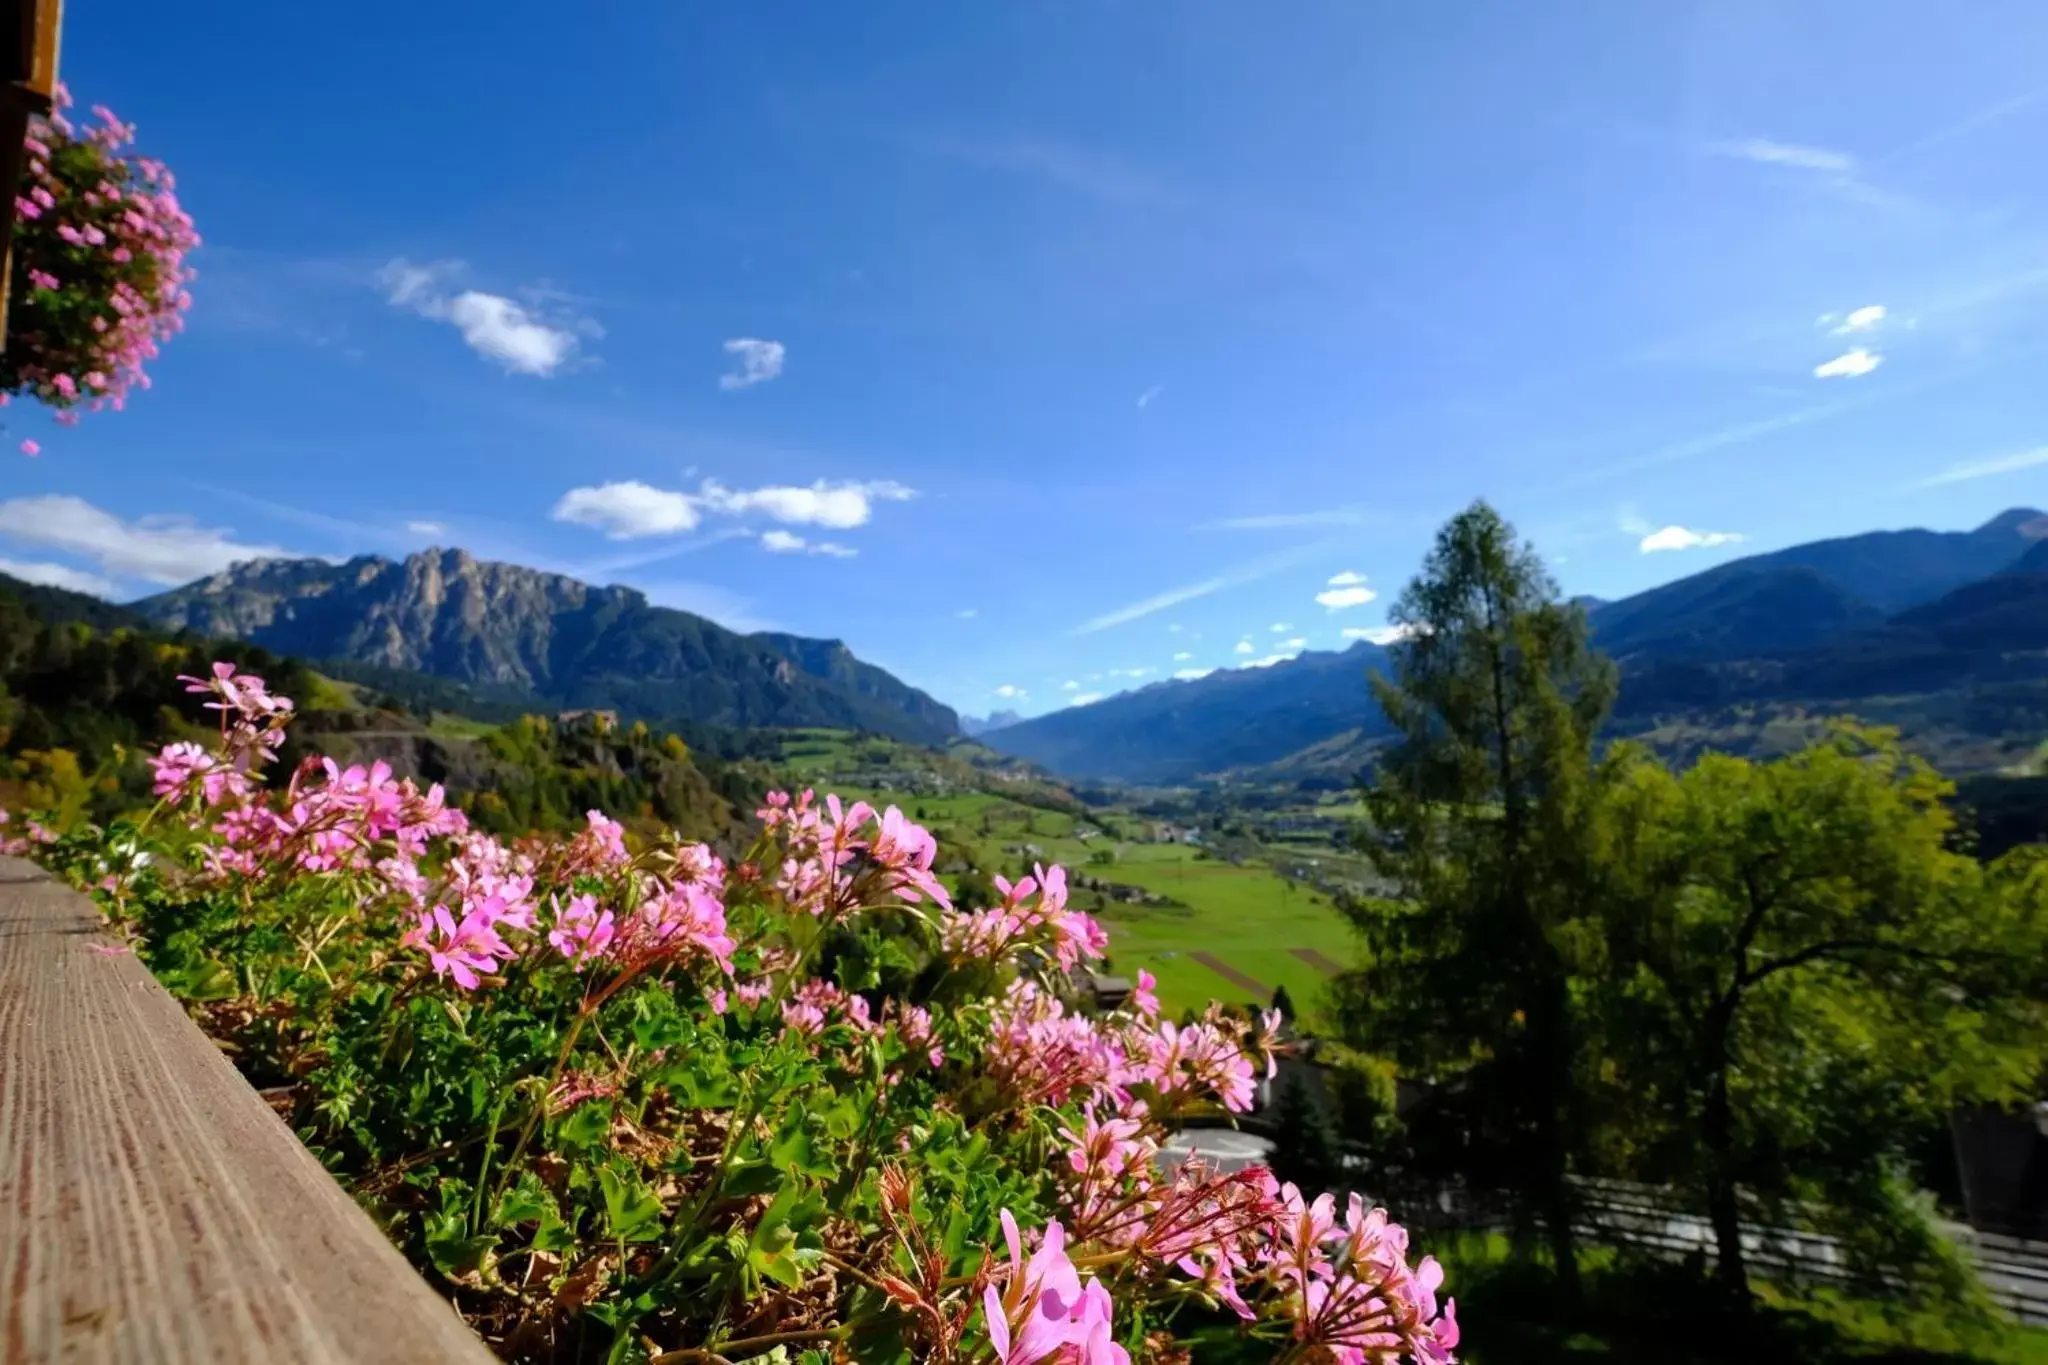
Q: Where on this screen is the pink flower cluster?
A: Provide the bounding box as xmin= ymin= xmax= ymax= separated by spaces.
xmin=942 ymin=862 xmax=1111 ymax=974
xmin=8 ymin=84 xmax=198 ymax=440
xmin=981 ymin=1210 xmax=1128 ymax=1365
xmin=104 ymin=668 xmax=1465 ymax=1360
xmin=982 ymin=979 xmax=1281 ymax=1120
xmin=757 ymin=789 xmax=949 ymax=918
xmin=0 ymin=807 xmax=59 ymax=856
xmin=775 ymin=979 xmax=946 ymax=1071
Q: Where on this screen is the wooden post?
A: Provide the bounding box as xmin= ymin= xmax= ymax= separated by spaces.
xmin=0 ymin=0 xmax=63 ymax=355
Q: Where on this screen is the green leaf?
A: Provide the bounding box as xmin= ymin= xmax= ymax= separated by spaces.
xmin=769 ymin=1119 xmax=836 ymax=1180
xmin=597 ymin=1165 xmax=664 ymax=1243
xmin=556 ymin=1100 xmax=613 ymax=1152
xmin=721 ymin=1158 xmax=783 ymax=1198
xmin=493 ymin=1176 xmax=554 ymax=1229
xmin=424 ymin=1213 xmax=498 ymax=1282
xmin=820 ymin=1096 xmax=863 ymax=1141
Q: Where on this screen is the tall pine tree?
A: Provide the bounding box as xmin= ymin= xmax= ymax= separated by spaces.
xmin=1333 ymin=500 xmax=1614 ymax=1298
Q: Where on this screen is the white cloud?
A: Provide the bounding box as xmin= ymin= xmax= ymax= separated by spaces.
xmin=1315 ymin=585 xmax=1378 ymax=610
xmin=700 ymin=478 xmax=914 ymax=529
xmin=1136 ymin=384 xmax=1164 ymax=409
xmin=1282 ymin=637 xmax=1308 ymax=649
xmin=1638 ymin=524 xmax=1747 ymax=554
xmin=380 ymin=259 xmax=585 ymax=377
xmin=1326 ymin=570 xmax=1367 ymax=586
xmin=1241 ymin=649 xmax=1302 ymax=669
xmin=1069 ymin=692 xmax=1105 ymax=706
xmin=405 ymin=519 xmax=447 ymax=536
xmin=1269 ymin=622 xmax=1292 ymax=633
xmin=1173 ymin=650 xmax=1193 ymax=661
xmin=1831 ymin=304 xmax=1886 ymax=335
xmin=1107 ymin=667 xmax=1153 ymax=679
xmin=1062 ymin=680 xmax=1080 ymax=691
xmin=956 ymin=607 xmax=979 ymax=620
xmin=759 ymin=529 xmax=857 ymax=558
xmin=1343 ymin=624 xmax=1418 ymax=646
xmin=554 ymin=477 xmax=915 ymax=541
xmin=0 ymin=555 xmax=119 ymax=597
xmin=1814 ymin=348 xmax=1882 ymax=379
xmin=1234 ymin=639 xmax=1255 ymax=655
xmin=553 ymin=481 xmax=703 ymax=539
xmin=719 ymin=338 xmax=785 ymax=390
xmin=1173 ymin=667 xmax=1214 ymax=681
xmin=994 ymin=684 xmax=1027 ymax=700
xmin=1166 ymin=622 xmax=1184 ymax=634
xmin=1918 ymin=446 xmax=2048 ymax=487
xmin=1710 ymin=138 xmax=1855 ymax=173
xmin=447 ymin=292 xmax=579 ymax=376
xmin=0 ymin=496 xmax=293 ymax=586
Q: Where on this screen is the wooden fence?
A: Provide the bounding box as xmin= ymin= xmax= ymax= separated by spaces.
xmin=0 ymin=855 xmax=495 ymax=1363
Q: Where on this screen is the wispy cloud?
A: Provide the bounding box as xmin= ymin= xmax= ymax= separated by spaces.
xmin=406 ymin=519 xmax=447 ymax=536
xmin=1269 ymin=623 xmax=1292 ymax=633
xmin=1814 ymin=348 xmax=1882 ymax=379
xmin=1709 ymin=138 xmax=1855 ymax=173
xmin=719 ymin=338 xmax=786 ymax=390
xmin=955 ymin=607 xmax=978 ymax=620
xmin=637 ymin=580 xmax=778 ymax=633
xmin=1061 ymin=680 xmax=1080 ymax=691
xmin=381 ymin=259 xmax=590 ymax=377
xmin=1069 ymin=692 xmax=1105 ymax=706
xmin=923 ymin=133 xmax=1182 ymax=208
xmin=1073 ymin=539 xmax=1333 ymax=635
xmin=1173 ymin=667 xmax=1214 ymax=681
xmin=1196 ymin=505 xmax=1372 ymax=531
xmin=994 ymin=684 xmax=1027 ymax=700
xmin=0 ymin=495 xmax=296 ymax=586
xmin=1918 ymin=446 xmax=2048 ymax=487
xmin=1136 ymin=384 xmax=1163 ymax=409
xmin=1638 ymin=525 xmax=1746 ymax=554
xmin=1172 ymin=651 xmax=1194 ymax=662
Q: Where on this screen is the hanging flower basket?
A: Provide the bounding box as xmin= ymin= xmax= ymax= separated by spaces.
xmin=3 ymin=83 xmax=197 ymax=444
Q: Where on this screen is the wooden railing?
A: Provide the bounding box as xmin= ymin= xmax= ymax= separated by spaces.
xmin=0 ymin=855 xmax=496 ymax=1363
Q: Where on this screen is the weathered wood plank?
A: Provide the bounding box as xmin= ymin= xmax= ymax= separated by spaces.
xmin=0 ymin=855 xmax=496 ymax=1363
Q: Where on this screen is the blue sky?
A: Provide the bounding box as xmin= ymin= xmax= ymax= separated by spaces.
xmin=4 ymin=2 xmax=2048 ymax=719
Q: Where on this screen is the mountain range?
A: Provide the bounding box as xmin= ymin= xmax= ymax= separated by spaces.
xmin=130 ymin=549 xmax=961 ymax=746
xmin=982 ymin=508 xmax=2048 ymax=785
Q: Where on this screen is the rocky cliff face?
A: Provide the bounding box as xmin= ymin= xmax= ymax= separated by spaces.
xmin=137 ymin=549 xmax=960 ymax=745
